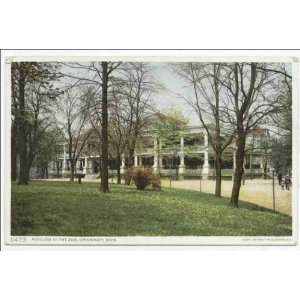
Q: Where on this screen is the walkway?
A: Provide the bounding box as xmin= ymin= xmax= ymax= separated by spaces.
xmin=161 ymin=178 xmax=292 ymax=216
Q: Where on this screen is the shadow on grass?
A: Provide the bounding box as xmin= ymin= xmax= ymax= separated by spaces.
xmin=11 ymin=181 xmax=292 ymax=236
xmin=35 ymin=180 xmax=286 ymax=215
xmin=25 ymin=181 xmax=284 ymax=215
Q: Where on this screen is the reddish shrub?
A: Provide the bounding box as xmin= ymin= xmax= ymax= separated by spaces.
xmin=127 ymin=167 xmax=161 ymax=191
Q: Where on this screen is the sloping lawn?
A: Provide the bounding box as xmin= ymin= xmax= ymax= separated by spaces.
xmin=11 ymin=181 xmax=292 ymax=236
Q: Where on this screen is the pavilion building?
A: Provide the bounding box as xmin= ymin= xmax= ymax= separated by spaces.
xmin=48 ymin=126 xmax=270 ymax=180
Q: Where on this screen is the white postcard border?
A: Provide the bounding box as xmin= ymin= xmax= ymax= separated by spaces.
xmin=1 ymin=49 xmax=298 ymax=248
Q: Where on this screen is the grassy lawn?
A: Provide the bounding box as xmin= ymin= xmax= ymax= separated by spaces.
xmin=11 ymin=181 xmax=292 ymax=236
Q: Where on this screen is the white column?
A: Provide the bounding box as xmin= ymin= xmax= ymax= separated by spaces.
xmin=260 ymin=157 xmax=264 ymax=169
xmin=62 ymin=144 xmax=67 ymax=173
xmin=120 ymin=154 xmax=126 ymax=174
xmin=153 ymin=137 xmax=159 ymax=174
xmin=204 ymin=132 xmax=208 ymax=147
xmin=179 ymin=136 xmax=185 ymax=177
xmin=159 ymin=157 xmax=163 ymax=169
xmin=134 ymin=154 xmax=138 ymax=167
xmin=204 ymin=151 xmax=209 ymax=166
xmin=202 ymin=133 xmax=209 ymax=178
xmin=179 ymin=136 xmax=185 ymax=166
xmin=158 ymin=138 xmax=163 ymax=169
xmin=260 ymin=157 xmax=266 ymax=178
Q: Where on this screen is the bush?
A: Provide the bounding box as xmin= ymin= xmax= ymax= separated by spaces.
xmin=127 ymin=167 xmax=161 ymax=191
xmin=127 ymin=167 xmax=152 ymax=190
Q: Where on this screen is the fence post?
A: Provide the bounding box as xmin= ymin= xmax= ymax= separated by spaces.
xmin=272 ymin=170 xmax=275 ymax=212
xmin=199 ymin=167 xmax=202 ymax=192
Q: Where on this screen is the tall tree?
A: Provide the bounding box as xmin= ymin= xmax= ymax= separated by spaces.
xmin=174 ymin=63 xmax=234 ymax=197
xmin=100 ymin=62 xmax=110 ymax=192
xmin=119 ymin=63 xmax=157 ymax=183
xmin=34 ymin=127 xmax=63 ymax=178
xmin=266 ymin=64 xmax=292 ymax=177
xmin=11 ymin=62 xmax=60 ymax=184
xmin=219 ymin=63 xmax=286 ymax=207
xmin=56 ymin=88 xmax=91 ymax=182
xmin=108 ymin=88 xmax=129 ymax=184
xmin=62 ymin=62 xmax=122 ymax=192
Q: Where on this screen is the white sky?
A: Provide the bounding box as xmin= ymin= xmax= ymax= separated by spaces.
xmin=151 ymin=63 xmax=198 ymax=125
xmin=60 ymin=62 xmax=200 ymax=126
xmin=59 ymin=62 xmax=292 ymax=128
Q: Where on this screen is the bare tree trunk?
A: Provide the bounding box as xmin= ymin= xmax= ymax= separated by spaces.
xmin=18 ymin=72 xmax=29 ymax=185
xmin=263 ymin=168 xmax=267 ymax=179
xmin=128 ymin=149 xmax=134 ymax=168
xmin=70 ymin=162 xmax=75 ymax=182
xmin=125 ymin=147 xmax=135 ymax=185
xmin=56 ymin=161 xmax=60 ymax=177
xmin=116 ymin=155 xmax=121 ymax=184
xmin=214 ymin=152 xmax=222 ymax=197
xmin=11 ymin=123 xmax=17 ymax=181
xmin=263 ymin=158 xmax=268 ymax=179
xmin=230 ymin=134 xmax=246 ymax=207
xmin=100 ymin=62 xmax=109 ymax=193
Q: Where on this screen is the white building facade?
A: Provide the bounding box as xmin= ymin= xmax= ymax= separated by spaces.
xmin=48 ymin=126 xmax=270 ymax=180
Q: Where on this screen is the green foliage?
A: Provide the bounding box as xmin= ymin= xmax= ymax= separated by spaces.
xmin=11 ymin=62 xmax=62 ymax=113
xmin=34 ymin=127 xmax=64 ymax=175
xmin=11 ymin=181 xmax=292 ymax=236
xmin=271 ymin=136 xmax=292 ymax=174
xmin=11 ymin=62 xmax=62 ymax=183
xmin=153 ymin=109 xmax=188 ymax=158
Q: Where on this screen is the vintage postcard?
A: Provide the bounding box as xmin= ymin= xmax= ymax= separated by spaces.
xmin=1 ymin=50 xmax=298 ymax=247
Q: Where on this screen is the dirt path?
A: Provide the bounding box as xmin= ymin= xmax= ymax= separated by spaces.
xmin=161 ymin=179 xmax=292 ymax=216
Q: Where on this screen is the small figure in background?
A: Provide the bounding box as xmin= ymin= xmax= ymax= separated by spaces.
xmin=277 ymin=173 xmax=282 ymax=186
xmin=284 ymin=175 xmax=291 ymax=191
